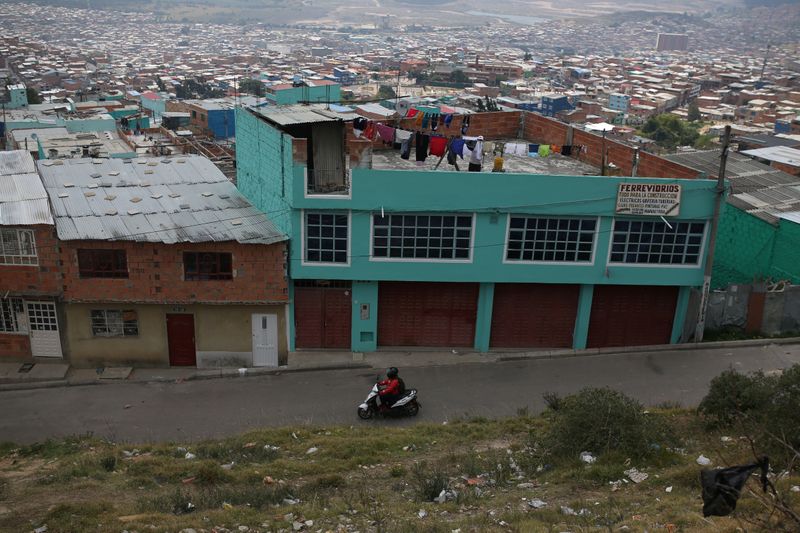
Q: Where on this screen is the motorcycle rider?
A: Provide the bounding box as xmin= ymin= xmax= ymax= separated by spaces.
xmin=378 ymin=367 xmax=403 ymax=410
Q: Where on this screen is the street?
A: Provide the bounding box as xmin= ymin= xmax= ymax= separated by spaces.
xmin=2 ymin=343 xmax=800 ymax=444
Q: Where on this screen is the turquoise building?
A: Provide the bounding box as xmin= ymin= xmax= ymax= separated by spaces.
xmin=236 ymin=106 xmax=718 ymax=354
xmin=264 ymin=81 xmax=341 ymax=106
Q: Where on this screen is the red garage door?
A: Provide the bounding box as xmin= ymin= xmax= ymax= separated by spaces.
xmin=378 ymin=282 xmax=478 ymax=347
xmin=294 ymin=282 xmax=351 ymax=349
xmin=490 ymin=284 xmax=579 ymax=348
xmin=587 ymin=285 xmax=678 ymax=348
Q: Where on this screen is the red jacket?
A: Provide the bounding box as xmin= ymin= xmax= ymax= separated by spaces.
xmin=378 ymin=377 xmax=400 ymax=396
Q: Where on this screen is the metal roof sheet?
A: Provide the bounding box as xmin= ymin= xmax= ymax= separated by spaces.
xmin=740 ymin=146 xmax=800 ymax=168
xmin=252 ymin=104 xmax=356 ymax=126
xmin=0 ymin=151 xmax=54 ymax=226
xmin=37 ymin=155 xmax=286 ymax=245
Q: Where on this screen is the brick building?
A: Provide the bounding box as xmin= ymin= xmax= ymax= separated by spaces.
xmin=37 ymin=155 xmax=289 ymax=368
xmin=0 ymin=150 xmax=62 ymax=361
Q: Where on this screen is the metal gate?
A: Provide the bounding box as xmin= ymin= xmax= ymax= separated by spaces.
xmin=378 ymin=282 xmax=478 ymax=347
xmin=490 ymin=284 xmax=579 ymax=348
xmin=587 ymin=285 xmax=678 ymax=348
xmin=294 ymin=282 xmax=352 ymax=349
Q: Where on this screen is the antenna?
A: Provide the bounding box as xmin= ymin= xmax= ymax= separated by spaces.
xmin=759 ymin=43 xmax=771 ymax=82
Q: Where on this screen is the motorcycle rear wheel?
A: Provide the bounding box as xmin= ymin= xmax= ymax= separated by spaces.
xmin=406 ymin=400 xmax=420 ymax=416
xmin=358 ymin=406 xmax=374 ymax=420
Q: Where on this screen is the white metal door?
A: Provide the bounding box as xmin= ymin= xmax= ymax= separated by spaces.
xmin=252 ymin=313 xmax=278 ymax=367
xmin=27 ymin=301 xmax=63 ymax=358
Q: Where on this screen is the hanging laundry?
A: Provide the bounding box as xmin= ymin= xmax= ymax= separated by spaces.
xmin=415 ymin=132 xmax=430 ymax=162
xmin=406 ymin=108 xmax=419 ymax=118
xmin=415 ymin=112 xmax=424 ymax=128
xmin=550 ymin=144 xmax=559 ymax=154
xmin=443 ymin=114 xmax=453 ymax=128
xmin=363 ymin=122 xmax=376 ymax=140
xmin=395 ymin=129 xmax=412 ymax=143
xmin=561 ymin=145 xmax=573 ymax=156
xmin=430 ymin=114 xmax=439 ymax=131
xmin=461 ymin=115 xmax=471 ymax=135
xmin=446 ymin=140 xmax=458 ymax=166
xmin=528 ymin=143 xmax=539 ymax=154
xmin=421 ymin=113 xmax=430 ymax=129
xmin=429 ymin=136 xmax=447 ymax=157
xmin=467 ymin=136 xmax=484 ymax=171
xmin=400 ymin=135 xmax=412 ymax=160
xmin=353 ymin=117 xmax=368 ymax=138
xmin=504 ymin=142 xmax=527 ymax=156
xmin=538 ymin=144 xmax=550 ymax=157
xmin=450 ymin=138 xmax=465 ymax=159
xmin=377 ymin=123 xmax=396 ymax=144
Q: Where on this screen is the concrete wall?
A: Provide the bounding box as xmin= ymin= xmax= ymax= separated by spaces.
xmin=63 ymin=303 xmax=288 ymax=367
xmin=706 ymin=283 xmax=800 ymax=336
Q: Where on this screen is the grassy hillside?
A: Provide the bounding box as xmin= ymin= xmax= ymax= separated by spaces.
xmin=1 ymin=407 xmax=797 ymax=532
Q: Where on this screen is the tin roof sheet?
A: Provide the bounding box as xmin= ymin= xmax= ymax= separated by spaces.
xmin=36 ymin=155 xmax=286 ymax=244
xmin=252 ymin=104 xmax=356 ymax=126
xmin=0 ymin=150 xmax=54 ymax=226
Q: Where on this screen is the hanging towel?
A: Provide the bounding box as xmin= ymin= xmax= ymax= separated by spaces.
xmin=450 ymin=138 xmax=465 ymax=159
xmin=431 ymin=114 xmax=439 ymax=131
xmin=377 ymin=124 xmax=396 ymax=144
xmin=395 ymin=129 xmax=412 ymax=142
xmin=528 ymin=143 xmax=539 ymax=153
xmin=400 ymin=134 xmax=412 ymax=160
xmin=561 ymin=145 xmax=573 ymax=156
xmin=421 ymin=113 xmax=430 ymax=129
xmin=429 ymin=136 xmax=447 ymax=157
xmin=415 ymin=112 xmax=424 ymax=128
xmin=551 ymin=144 xmax=559 ymax=153
xmin=443 ymin=113 xmax=453 ymax=127
xmin=461 ymin=115 xmax=471 ymax=135
xmin=406 ymin=108 xmax=419 ymax=118
xmin=446 ymin=140 xmax=458 ymax=165
xmin=353 ymin=117 xmax=368 ymax=138
xmin=363 ymin=122 xmax=376 ymax=140
xmin=538 ymin=144 xmax=550 ymax=157
xmin=415 ymin=132 xmax=430 ymax=162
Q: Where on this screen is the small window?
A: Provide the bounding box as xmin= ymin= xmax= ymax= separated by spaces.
xmin=0 ymin=228 xmax=37 ymax=265
xmin=91 ymin=309 xmax=138 ymax=337
xmin=191 ymin=110 xmax=197 ymax=118
xmin=77 ymin=249 xmax=128 ymax=278
xmin=305 ymin=212 xmax=348 ymax=263
xmin=609 ymin=219 xmax=706 ymax=265
xmin=372 ymin=213 xmax=473 ymax=260
xmin=506 ymin=216 xmax=596 ymax=263
xmin=183 ymin=252 xmax=233 ymax=280
xmin=0 ymin=298 xmax=25 ymax=333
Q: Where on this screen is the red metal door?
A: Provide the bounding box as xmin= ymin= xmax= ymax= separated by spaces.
xmin=587 ymin=285 xmax=678 ymax=348
xmin=490 ymin=284 xmax=579 ymax=348
xmin=294 ymin=285 xmax=352 ymax=349
xmin=166 ymin=314 xmax=196 ymax=366
xmin=378 ymin=282 xmax=478 ymax=347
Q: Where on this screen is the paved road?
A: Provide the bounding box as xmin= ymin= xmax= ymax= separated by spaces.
xmin=2 ymin=343 xmax=800 ymax=444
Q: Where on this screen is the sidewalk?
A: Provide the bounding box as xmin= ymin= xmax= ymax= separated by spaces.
xmin=2 ymin=336 xmax=800 ymax=392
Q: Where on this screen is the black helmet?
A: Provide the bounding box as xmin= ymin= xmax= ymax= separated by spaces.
xmin=386 ymin=367 xmax=399 ymax=378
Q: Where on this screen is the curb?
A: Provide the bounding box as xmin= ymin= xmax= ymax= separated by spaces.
xmin=0 ymin=380 xmax=69 ymax=391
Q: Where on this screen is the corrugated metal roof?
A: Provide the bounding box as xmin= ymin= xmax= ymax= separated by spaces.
xmin=37 ymin=155 xmax=286 ymax=245
xmin=253 ymin=104 xmax=356 ymax=126
xmin=740 ymin=146 xmax=800 ymax=167
xmin=0 ymin=150 xmax=54 ymax=226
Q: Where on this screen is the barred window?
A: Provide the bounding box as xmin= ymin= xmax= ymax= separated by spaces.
xmin=610 ymin=220 xmax=706 ymax=265
xmin=184 ymin=252 xmax=233 ymax=280
xmin=0 ymin=298 xmax=25 ymax=333
xmin=506 ymin=216 xmax=596 ymax=262
xmin=305 ymin=212 xmax=348 ymax=263
xmin=0 ymin=228 xmax=37 ymax=265
xmin=90 ymin=310 xmax=139 ymax=337
xmin=372 ymin=214 xmax=472 ymax=260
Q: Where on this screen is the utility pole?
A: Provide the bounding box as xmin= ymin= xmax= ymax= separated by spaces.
xmin=695 ymin=125 xmax=731 ymax=342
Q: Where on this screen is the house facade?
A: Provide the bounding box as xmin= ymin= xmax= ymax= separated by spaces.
xmin=36 ymin=155 xmax=289 ymax=368
xmin=0 ymin=150 xmax=63 ymax=361
xmin=237 ymin=106 xmax=718 ymax=354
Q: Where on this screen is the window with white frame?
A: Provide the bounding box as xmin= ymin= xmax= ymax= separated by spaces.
xmin=0 ymin=228 xmax=37 ymax=265
xmin=506 ymin=216 xmax=596 ymax=262
xmin=372 ymin=213 xmax=473 ymax=260
xmin=0 ymin=298 xmax=25 ymax=333
xmin=90 ymin=309 xmax=139 ymax=337
xmin=609 ymin=219 xmax=706 ymax=265
xmin=305 ymin=212 xmax=348 ymax=263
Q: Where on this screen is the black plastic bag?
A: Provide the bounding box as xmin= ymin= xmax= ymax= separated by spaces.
xmin=700 ymin=456 xmax=769 ymax=517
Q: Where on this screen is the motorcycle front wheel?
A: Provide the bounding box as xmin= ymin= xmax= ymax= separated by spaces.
xmin=406 ymin=400 xmax=420 ymax=416
xmin=357 ymin=406 xmax=374 ymax=420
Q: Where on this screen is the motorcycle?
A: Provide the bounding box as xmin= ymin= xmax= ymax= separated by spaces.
xmin=357 ymin=377 xmax=420 ymax=419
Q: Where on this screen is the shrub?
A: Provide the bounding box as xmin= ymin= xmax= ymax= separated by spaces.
xmin=540 ymin=387 xmax=675 ymax=461
xmin=410 ymin=461 xmax=449 ymax=502
xmin=697 ymin=368 xmax=774 ymax=427
xmin=100 ymin=454 xmax=117 ymax=472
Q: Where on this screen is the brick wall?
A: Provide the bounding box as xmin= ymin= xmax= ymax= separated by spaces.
xmin=771 ymin=161 xmax=800 ymax=177
xmin=0 ymin=333 xmax=31 ymax=360
xmin=1 ymin=225 xmax=61 ymax=296
xmin=60 ymin=240 xmax=288 ymax=304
